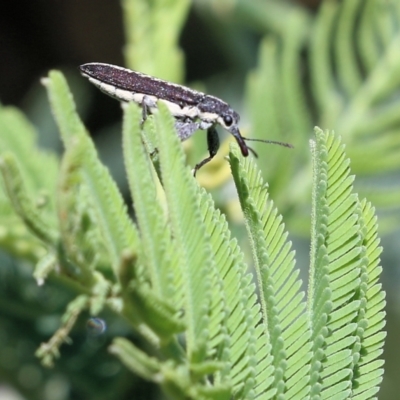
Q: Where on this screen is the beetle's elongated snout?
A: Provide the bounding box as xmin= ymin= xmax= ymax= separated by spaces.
xmin=230 ymin=127 xmax=249 ymax=157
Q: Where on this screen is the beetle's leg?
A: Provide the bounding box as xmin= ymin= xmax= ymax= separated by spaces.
xmin=193 ymin=127 xmax=220 ymax=176
xmin=141 ymin=103 xmax=149 ymax=127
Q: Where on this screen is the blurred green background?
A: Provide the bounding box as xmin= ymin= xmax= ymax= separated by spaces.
xmin=0 ymin=0 xmax=399 ymax=399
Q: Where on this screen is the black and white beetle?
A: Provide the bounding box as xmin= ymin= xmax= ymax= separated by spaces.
xmin=79 ymin=63 xmax=292 ymax=174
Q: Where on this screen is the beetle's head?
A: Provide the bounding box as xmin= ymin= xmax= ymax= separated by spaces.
xmin=217 ymin=108 xmax=293 ymax=158
xmin=217 ymin=109 xmax=249 ymax=156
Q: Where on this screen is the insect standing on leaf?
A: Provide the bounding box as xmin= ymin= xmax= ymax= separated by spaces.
xmin=79 ymin=63 xmax=292 ymax=175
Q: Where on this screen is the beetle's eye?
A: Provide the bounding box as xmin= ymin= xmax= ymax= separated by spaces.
xmin=223 ymin=115 xmax=233 ymax=127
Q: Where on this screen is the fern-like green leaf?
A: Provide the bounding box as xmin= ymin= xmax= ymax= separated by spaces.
xmin=122 ymin=0 xmax=190 ymax=82
xmin=196 ymin=185 xmax=271 ymax=397
xmin=109 ymin=337 xmax=161 ymax=381
xmin=0 ymin=106 xmax=58 ymax=206
xmin=351 ymin=199 xmax=386 ymax=398
xmin=154 ymin=101 xmax=213 ymax=363
xmin=56 ymin=139 xmax=105 ymax=284
xmin=122 ymin=102 xmax=177 ymax=301
xmin=230 ymin=144 xmax=311 ymax=398
xmin=0 ymin=153 xmax=58 ymax=246
xmin=308 ymin=128 xmax=385 ymax=399
xmin=44 ymin=71 xmax=141 ymax=280
xmin=0 ymin=106 xmax=59 ymax=260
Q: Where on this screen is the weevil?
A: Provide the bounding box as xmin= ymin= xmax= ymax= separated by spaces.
xmin=79 ymin=63 xmax=292 ymax=174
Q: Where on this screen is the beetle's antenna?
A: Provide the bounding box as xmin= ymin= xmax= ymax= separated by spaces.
xmin=246 ymin=146 xmax=258 ymax=158
xmin=242 ymin=137 xmax=293 ymax=159
xmin=243 ymin=137 xmax=294 ymax=149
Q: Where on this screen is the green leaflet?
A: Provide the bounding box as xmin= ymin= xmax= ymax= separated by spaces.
xmin=0 ymin=153 xmax=58 ymax=246
xmin=0 ymin=106 xmax=58 ymax=206
xmin=0 ymin=106 xmax=59 ymax=261
xmin=44 ymin=71 xmax=141 ymax=280
xmin=308 ymin=128 xmax=385 ymax=399
xmin=122 ymin=102 xmax=177 ymax=301
xmin=122 ymin=0 xmax=190 ymax=82
xmin=230 ymin=145 xmax=310 ymax=398
xmin=56 ymin=139 xmax=106 ymax=283
xmin=109 ymin=337 xmax=161 ymax=381
xmin=351 ymin=200 xmax=386 ymax=398
xmin=153 ymin=102 xmax=213 ymax=363
xmin=35 ymin=294 xmax=90 ymax=368
xmin=196 ymin=185 xmax=267 ymax=397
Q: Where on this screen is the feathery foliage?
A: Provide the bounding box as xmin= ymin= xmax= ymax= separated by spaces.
xmin=241 ymin=0 xmax=400 ymax=234
xmin=0 ymin=1 xmax=393 ymax=399
xmin=307 ymin=129 xmax=386 ymax=399
xmin=122 ymin=0 xmax=190 ymax=82
xmin=0 ymin=67 xmax=386 ymax=398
